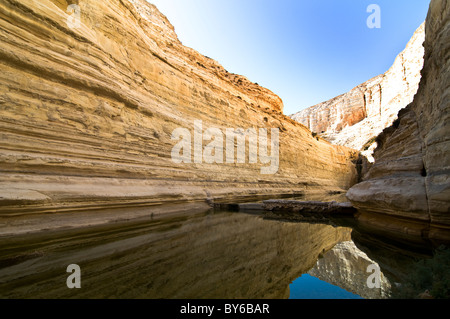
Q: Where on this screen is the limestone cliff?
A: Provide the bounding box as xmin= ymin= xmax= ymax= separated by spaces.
xmin=290 ymin=23 xmax=425 ymax=156
xmin=0 ymin=0 xmax=357 ymax=215
xmin=347 ymin=0 xmax=450 ymax=243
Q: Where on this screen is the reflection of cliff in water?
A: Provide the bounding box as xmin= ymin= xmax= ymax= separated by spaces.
xmin=305 ymin=216 xmax=435 ymax=299
xmin=308 ymin=241 xmax=392 ymax=299
xmin=350 ymin=226 xmax=435 ymax=297
xmin=0 ymin=209 xmax=352 ymax=299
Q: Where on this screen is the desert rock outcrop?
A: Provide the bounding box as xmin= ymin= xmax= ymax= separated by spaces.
xmin=0 ymin=0 xmax=357 ymax=215
xmin=290 ymin=23 xmax=425 ymax=156
xmin=347 ymin=0 xmax=450 ymax=243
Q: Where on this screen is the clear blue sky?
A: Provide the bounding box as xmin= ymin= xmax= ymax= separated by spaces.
xmin=149 ymin=0 xmax=430 ymax=115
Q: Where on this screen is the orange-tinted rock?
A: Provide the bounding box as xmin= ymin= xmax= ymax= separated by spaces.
xmin=291 ymin=23 xmax=425 ymax=155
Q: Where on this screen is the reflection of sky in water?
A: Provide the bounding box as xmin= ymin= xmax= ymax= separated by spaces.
xmin=289 ymin=275 xmax=363 ymax=299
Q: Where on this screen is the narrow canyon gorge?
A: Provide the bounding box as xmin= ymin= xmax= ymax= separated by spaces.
xmin=290 ymin=22 xmax=425 ymax=157
xmin=0 ymin=0 xmax=448 ymax=247
xmin=347 ymin=0 xmax=450 ymax=244
xmin=292 ymin=1 xmax=449 ymax=243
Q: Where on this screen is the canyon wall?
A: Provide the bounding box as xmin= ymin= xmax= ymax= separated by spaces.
xmin=347 ymin=0 xmax=450 ymax=243
xmin=0 ymin=0 xmax=357 ymax=215
xmin=290 ymin=23 xmax=425 ymax=155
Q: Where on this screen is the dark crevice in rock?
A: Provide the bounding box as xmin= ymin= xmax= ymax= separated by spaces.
xmin=421 ymin=164 xmax=428 ymax=177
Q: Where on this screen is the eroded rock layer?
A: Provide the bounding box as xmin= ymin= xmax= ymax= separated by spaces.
xmin=290 ymin=23 xmax=425 ymax=154
xmin=0 ymin=0 xmax=357 ymax=215
xmin=347 ymin=0 xmax=450 ymax=243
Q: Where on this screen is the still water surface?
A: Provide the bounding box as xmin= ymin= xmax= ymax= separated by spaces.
xmin=0 ymin=206 xmax=428 ymax=299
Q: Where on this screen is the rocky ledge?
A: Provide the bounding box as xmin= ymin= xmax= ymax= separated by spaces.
xmin=215 ymin=200 xmax=357 ymax=217
xmin=262 ymin=200 xmax=356 ymax=215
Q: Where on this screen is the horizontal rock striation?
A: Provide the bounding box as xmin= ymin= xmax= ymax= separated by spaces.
xmin=0 ymin=0 xmax=357 ymax=215
xmin=347 ymin=0 xmax=450 ymax=243
xmin=290 ymin=23 xmax=425 ymax=154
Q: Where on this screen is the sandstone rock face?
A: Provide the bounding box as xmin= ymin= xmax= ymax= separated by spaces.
xmin=290 ymin=23 xmax=425 ymax=155
xmin=0 ymin=0 xmax=357 ymax=215
xmin=347 ymin=0 xmax=450 ymax=243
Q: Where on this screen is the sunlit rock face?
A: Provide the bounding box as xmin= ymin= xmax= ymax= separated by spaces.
xmin=0 ymin=210 xmax=352 ymax=298
xmin=308 ymin=241 xmax=392 ymax=299
xmin=290 ymin=23 xmax=425 ymax=157
xmin=347 ymin=0 xmax=450 ymax=243
xmin=0 ymin=0 xmax=358 ymax=215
